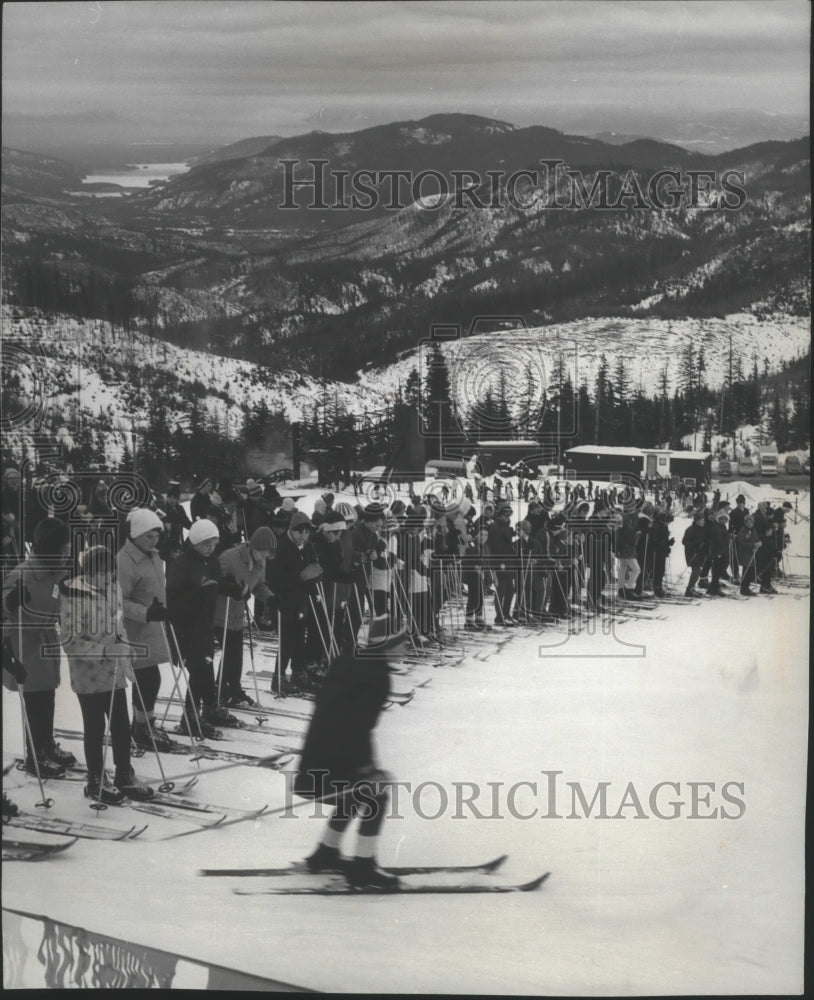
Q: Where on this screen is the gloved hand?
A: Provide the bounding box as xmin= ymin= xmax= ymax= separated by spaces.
xmin=146 ymin=598 xmax=167 ymax=622
xmin=2 ymin=637 xmax=26 ymax=684
xmin=4 ymin=581 xmax=31 ymax=614
xmin=299 ymin=562 xmax=323 ymax=582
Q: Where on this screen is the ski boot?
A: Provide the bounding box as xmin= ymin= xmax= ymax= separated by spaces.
xmin=344 ymin=856 xmax=400 ymax=892
xmin=114 ymin=766 xmax=155 ymax=801
xmin=305 ymin=843 xmax=344 ymax=874
xmin=227 ymin=689 xmax=256 ymax=708
xmin=46 ymin=741 xmax=77 ymax=769
xmin=85 ymin=772 xmax=125 ymax=806
xmin=205 ymin=705 xmax=242 ymax=729
xmin=25 ymin=752 xmax=67 ymax=779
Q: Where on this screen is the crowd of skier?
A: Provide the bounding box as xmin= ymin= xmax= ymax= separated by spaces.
xmin=1 ymin=464 xmax=796 ymax=815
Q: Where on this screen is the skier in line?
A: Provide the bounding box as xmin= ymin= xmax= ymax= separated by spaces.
xmin=117 ymin=508 xmax=174 ymax=751
xmin=214 ymin=526 xmax=276 ymax=707
xmin=294 ymin=624 xmax=403 ymax=891
xmin=2 ymin=517 xmax=76 ymax=777
xmin=59 ymin=544 xmax=154 ymax=804
xmin=166 ymin=518 xmax=245 ymax=738
xmin=266 ymin=511 xmax=324 ymax=694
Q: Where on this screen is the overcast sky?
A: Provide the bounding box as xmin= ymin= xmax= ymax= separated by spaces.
xmin=2 ymin=0 xmax=810 ymax=143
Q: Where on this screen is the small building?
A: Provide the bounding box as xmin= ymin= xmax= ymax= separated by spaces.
xmin=563 ymin=446 xmax=710 ymax=487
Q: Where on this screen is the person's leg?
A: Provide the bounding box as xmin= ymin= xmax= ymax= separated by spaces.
xmin=222 ymin=628 xmax=244 ymax=700
xmin=131 ymin=664 xmax=162 ymax=746
xmin=77 ymin=691 xmax=106 ymax=779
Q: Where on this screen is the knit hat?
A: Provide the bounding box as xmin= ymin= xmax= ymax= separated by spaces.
xmin=249 ymin=526 xmax=276 ymax=554
xmin=32 ymin=517 xmax=69 ymax=556
xmin=363 ymin=502 xmax=386 ymax=519
xmin=335 ymin=502 xmax=358 ymax=524
xmin=289 ymin=511 xmax=312 ymax=531
xmin=128 ymin=508 xmax=164 ymax=538
xmin=188 ymin=519 xmax=220 ymax=544
xmin=322 ymin=510 xmax=346 ymax=531
xmin=246 ymin=479 xmax=263 ymax=498
xmin=281 ymin=497 xmax=296 ymax=512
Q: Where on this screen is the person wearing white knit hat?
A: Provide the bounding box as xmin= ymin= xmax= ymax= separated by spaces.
xmin=118 ymin=508 xmax=172 ymax=751
xmin=166 ymin=515 xmax=244 ymax=739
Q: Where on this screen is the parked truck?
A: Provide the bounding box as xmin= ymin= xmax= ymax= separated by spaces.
xmin=757 ymin=444 xmax=779 ymax=477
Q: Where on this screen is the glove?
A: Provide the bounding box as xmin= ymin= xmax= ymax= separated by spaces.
xmin=4 ymin=581 xmax=31 ymax=614
xmin=2 ymin=637 xmax=26 ymax=684
xmin=299 ymin=562 xmax=323 ymax=582
xmin=145 ymin=598 xmax=167 ymax=622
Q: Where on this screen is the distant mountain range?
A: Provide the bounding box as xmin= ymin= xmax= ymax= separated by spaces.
xmin=2 ymin=113 xmax=810 ymax=387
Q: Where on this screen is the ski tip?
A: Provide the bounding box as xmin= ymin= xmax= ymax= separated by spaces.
xmin=485 ymin=853 xmax=509 ymax=872
xmin=520 ymin=872 xmax=551 ymax=891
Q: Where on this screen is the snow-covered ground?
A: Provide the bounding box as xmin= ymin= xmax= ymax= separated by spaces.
xmin=2 ymin=482 xmax=808 ymax=993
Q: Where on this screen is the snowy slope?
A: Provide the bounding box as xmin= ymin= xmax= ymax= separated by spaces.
xmin=2 ymin=484 xmax=808 ymax=993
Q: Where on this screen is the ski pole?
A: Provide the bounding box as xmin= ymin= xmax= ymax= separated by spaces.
xmin=275 ymin=609 xmax=285 ymax=699
xmin=129 ymin=668 xmax=174 ymax=793
xmin=164 ymin=622 xmax=206 ymax=754
xmin=244 ymin=605 xmax=264 ymax=710
xmin=307 ymin=594 xmax=332 ymax=662
xmin=216 ymin=597 xmax=231 ymax=706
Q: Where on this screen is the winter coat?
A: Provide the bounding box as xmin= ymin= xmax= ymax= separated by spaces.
xmin=266 ymin=532 xmax=320 ymax=614
xmin=682 ymin=522 xmax=707 ymax=565
xmin=736 ymin=525 xmax=761 ymax=567
xmin=706 ymin=520 xmax=730 ymax=558
xmin=728 ymin=506 xmax=747 ymax=535
xmin=214 ymin=542 xmax=272 ymax=631
xmin=241 ymin=497 xmax=274 ymax=539
xmin=486 ymin=519 xmax=515 ymax=559
xmin=117 ymin=539 xmax=170 ymax=665
xmin=159 ymin=503 xmax=192 ymax=557
xmin=294 ymin=645 xmax=390 ymax=800
xmin=2 ymin=555 xmax=66 ymax=692
xmin=649 ymin=519 xmax=672 ymax=555
xmin=167 ymin=543 xmax=242 ymax=659
xmin=614 ymin=516 xmax=638 ymax=559
xmin=59 ymin=576 xmax=133 ymax=695
xmin=314 ymin=532 xmax=356 ymax=612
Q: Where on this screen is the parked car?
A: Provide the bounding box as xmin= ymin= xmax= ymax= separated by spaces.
xmin=737 ymin=457 xmax=757 ymax=477
xmin=718 ymin=459 xmax=732 ymax=477
xmin=804 ymin=457 xmax=811 ymax=476
xmin=784 ymin=455 xmax=803 ymax=475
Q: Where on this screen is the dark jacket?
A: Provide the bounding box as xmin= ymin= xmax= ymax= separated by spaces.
xmin=486 ymin=519 xmax=515 ymax=558
xmin=266 ymin=532 xmax=320 ymax=613
xmin=294 ymin=646 xmax=390 ymax=799
xmin=682 ymin=523 xmax=707 ymax=566
xmin=707 ymin=520 xmax=730 ymax=558
xmin=166 ymin=543 xmax=242 ymax=657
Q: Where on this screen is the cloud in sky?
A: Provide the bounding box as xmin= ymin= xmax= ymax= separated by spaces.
xmin=2 ymin=0 xmax=809 ymax=142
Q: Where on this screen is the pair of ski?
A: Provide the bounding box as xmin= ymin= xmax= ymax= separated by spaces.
xmin=4 ymin=811 xmax=147 ymax=841
xmin=53 ymin=727 xmax=297 ymax=767
xmin=201 ymin=853 xmax=550 ymax=895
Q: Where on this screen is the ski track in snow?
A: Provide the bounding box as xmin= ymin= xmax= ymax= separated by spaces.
xmin=2 ymin=482 xmax=808 ymax=994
